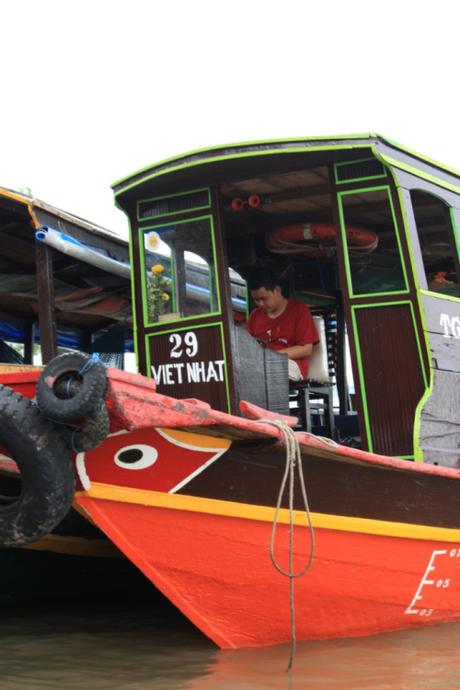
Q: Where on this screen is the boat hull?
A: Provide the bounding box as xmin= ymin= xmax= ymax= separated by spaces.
xmin=3 ymin=367 xmax=460 ymax=648
xmin=76 ymin=487 xmax=460 ymax=648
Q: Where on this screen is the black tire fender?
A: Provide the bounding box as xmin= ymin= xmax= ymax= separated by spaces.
xmin=36 ymin=352 xmax=107 ymax=423
xmin=0 ymin=385 xmax=75 ymax=547
xmin=62 ymin=403 xmax=110 ymax=453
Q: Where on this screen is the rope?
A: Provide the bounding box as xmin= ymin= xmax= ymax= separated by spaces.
xmin=79 ymin=352 xmax=104 ymax=374
xmin=300 ymin=429 xmax=338 ymax=450
xmin=65 ymin=353 xmax=104 ymax=398
xmin=259 ymin=419 xmax=315 ymax=671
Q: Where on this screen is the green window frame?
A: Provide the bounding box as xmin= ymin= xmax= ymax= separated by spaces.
xmin=139 ymin=214 xmax=221 ymax=327
xmin=337 ymin=185 xmax=409 ymax=298
xmin=334 ymin=158 xmax=387 ymax=185
xmin=350 ymin=300 xmax=428 ymax=458
xmin=137 ymin=188 xmax=211 ymax=221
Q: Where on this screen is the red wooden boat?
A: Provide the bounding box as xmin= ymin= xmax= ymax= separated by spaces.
xmin=1 ymin=135 xmax=460 ymax=646
xmin=72 ymin=367 xmax=460 ymax=648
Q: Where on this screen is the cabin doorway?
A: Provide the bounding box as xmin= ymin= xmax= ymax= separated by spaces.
xmin=221 ymin=165 xmax=358 ymax=443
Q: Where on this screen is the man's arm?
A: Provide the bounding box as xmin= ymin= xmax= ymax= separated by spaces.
xmin=278 ymin=343 xmax=313 ymax=360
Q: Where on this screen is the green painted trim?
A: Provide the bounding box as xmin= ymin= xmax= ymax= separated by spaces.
xmin=350 ymin=306 xmax=373 ymax=451
xmin=449 ymin=206 xmax=460 ymax=263
xmin=334 ymin=158 xmax=387 ymax=185
xmin=397 ymin=455 xmax=415 ymax=460
xmin=144 ymin=321 xmax=231 ymax=413
xmin=353 ymin=300 xmax=427 ymax=388
xmin=337 ymin=184 xmax=410 ymax=298
xmin=411 ymin=288 xmax=432 ymax=464
xmin=373 ymin=152 xmax=432 ymax=462
xmin=138 ymin=214 xmax=222 ymax=328
xmin=420 ymin=289 xmax=460 ymax=303
xmin=111 ymin=134 xmax=377 ymax=189
xmin=379 ymin=154 xmax=460 ymax=196
xmin=392 ymin=185 xmax=423 ymax=292
xmin=113 ymin=134 xmax=460 ymax=197
xmin=378 ymin=135 xmax=460 ymax=180
xmin=351 ymin=300 xmax=428 ymax=456
xmin=413 ymin=371 xmax=434 ymax=464
xmin=114 ymin=144 xmax=374 ymax=198
xmin=136 ymin=187 xmax=211 ymax=222
xmin=218 ymin=321 xmax=231 ymax=413
xmin=371 ymin=146 xmax=418 ymax=281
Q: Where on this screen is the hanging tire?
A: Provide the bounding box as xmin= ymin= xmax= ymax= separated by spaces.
xmin=0 ymin=385 xmax=75 ymax=547
xmin=61 ymin=403 xmax=110 ymax=453
xmin=36 ymin=352 xmax=107 ymax=423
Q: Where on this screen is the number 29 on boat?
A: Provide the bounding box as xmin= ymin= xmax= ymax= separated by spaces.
xmin=5 ymin=133 xmax=460 ymax=648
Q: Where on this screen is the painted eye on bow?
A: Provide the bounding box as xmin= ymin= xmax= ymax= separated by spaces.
xmin=114 ymin=444 xmax=158 ymax=470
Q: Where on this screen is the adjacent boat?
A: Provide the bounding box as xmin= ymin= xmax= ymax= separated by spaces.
xmin=1 ymin=134 xmax=460 ymax=645
xmin=0 ymin=188 xmax=139 ymax=601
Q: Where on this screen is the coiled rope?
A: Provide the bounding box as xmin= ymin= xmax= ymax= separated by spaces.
xmin=259 ymin=419 xmax=316 ymax=671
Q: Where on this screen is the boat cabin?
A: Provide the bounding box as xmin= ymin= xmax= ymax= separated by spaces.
xmin=0 ymin=187 xmax=132 ymax=369
xmin=112 ymin=134 xmax=460 ymax=468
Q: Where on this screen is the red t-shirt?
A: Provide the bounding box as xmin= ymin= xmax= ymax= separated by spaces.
xmin=247 ymin=300 xmax=319 ymax=378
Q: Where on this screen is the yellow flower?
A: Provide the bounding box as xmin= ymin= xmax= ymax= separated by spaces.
xmin=161 ymin=292 xmax=170 ymax=301
xmin=152 ymin=264 xmax=164 ymax=274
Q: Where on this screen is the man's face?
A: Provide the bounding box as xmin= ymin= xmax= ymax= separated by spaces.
xmin=250 ymin=286 xmax=283 ymax=314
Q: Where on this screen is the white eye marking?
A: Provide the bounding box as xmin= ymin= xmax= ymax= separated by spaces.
xmin=114 ymin=444 xmax=158 ymax=470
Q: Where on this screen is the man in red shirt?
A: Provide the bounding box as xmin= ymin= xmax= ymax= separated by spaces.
xmin=247 ymin=268 xmax=318 ymax=381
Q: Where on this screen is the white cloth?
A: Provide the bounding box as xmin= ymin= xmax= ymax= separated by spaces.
xmin=288 ymin=359 xmax=303 ymax=382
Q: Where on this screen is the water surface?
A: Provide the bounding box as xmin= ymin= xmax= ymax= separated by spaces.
xmin=1 ymin=599 xmax=459 ymax=689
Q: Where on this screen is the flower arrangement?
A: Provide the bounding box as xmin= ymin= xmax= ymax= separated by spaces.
xmin=148 ymin=263 xmax=171 ymax=322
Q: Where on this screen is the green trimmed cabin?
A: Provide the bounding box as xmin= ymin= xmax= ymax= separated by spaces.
xmin=113 ymin=134 xmax=460 ymax=468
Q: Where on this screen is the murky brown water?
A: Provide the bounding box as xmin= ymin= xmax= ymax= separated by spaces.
xmin=0 ymin=598 xmax=459 ymax=690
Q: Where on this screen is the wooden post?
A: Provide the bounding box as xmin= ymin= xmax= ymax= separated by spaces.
xmin=23 ymin=321 xmax=35 ymax=364
xmin=35 ymin=242 xmax=57 ymax=363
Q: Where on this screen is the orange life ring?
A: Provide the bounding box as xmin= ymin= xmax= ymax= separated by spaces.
xmin=266 ymin=223 xmax=378 ymax=256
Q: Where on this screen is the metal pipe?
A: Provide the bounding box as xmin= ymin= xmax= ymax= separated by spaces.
xmin=35 ymin=225 xmax=246 ymax=310
xmin=35 ymin=226 xmax=131 ymax=279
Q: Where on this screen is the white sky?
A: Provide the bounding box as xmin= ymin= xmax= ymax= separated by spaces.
xmin=1 ymin=0 xmax=459 ymax=239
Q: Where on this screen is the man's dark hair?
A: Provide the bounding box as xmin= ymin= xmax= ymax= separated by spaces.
xmin=246 ymin=267 xmax=279 ymax=292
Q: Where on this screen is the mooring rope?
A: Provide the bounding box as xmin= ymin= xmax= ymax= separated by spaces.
xmin=259 ymin=419 xmax=315 ymax=671
xmin=65 ymin=352 xmax=104 ymax=399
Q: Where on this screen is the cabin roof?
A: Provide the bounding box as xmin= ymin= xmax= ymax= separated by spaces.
xmin=0 ymin=186 xmax=124 ymax=244
xmin=0 ymin=186 xmax=131 ymax=347
xmin=112 ymin=133 xmax=460 ymax=206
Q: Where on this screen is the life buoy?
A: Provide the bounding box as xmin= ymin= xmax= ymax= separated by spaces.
xmin=266 ymin=223 xmax=378 ymax=256
xmin=36 ymin=352 xmax=107 ymax=423
xmin=0 ymin=385 xmax=74 ymax=547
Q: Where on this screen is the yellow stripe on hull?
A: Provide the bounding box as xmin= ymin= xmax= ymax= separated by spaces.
xmin=76 ymin=483 xmax=460 ymax=544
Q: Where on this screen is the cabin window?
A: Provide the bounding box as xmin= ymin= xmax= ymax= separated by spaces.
xmin=141 ymin=216 xmax=220 ymax=324
xmin=338 ymin=186 xmax=408 ymax=296
xmin=409 ymin=190 xmax=460 ymax=296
